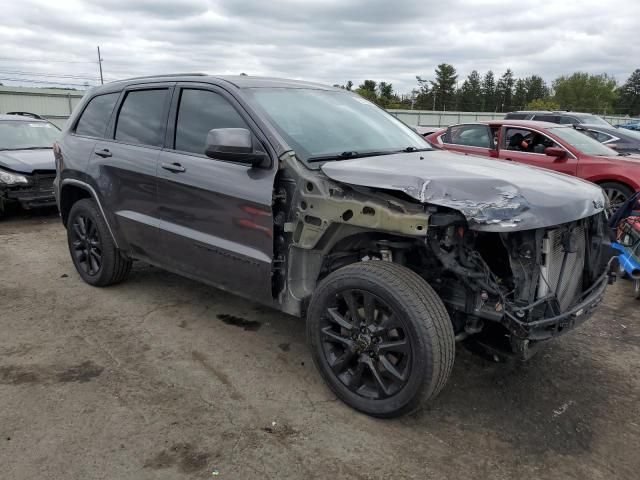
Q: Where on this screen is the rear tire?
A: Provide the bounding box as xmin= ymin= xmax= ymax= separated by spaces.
xmin=307 ymin=261 xmax=455 ymax=418
xmin=67 ymin=198 xmax=131 ymax=286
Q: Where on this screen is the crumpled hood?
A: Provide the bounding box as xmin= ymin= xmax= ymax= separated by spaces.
xmin=321 ymin=150 xmax=606 ymax=232
xmin=0 ymin=149 xmax=55 ymax=174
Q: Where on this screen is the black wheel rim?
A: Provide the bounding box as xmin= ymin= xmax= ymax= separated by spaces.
xmin=70 ymin=214 xmax=102 ymax=276
xmin=320 ymin=289 xmax=412 ymax=400
xmin=604 ymin=187 xmax=628 ymax=210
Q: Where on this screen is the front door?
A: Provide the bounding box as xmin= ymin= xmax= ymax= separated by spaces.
xmin=156 ymin=85 xmax=277 ymax=304
xmin=498 ymin=126 xmax=578 ymax=176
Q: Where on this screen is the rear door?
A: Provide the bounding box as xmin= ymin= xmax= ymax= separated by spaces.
xmin=65 ymin=92 xmax=121 ymax=177
xmin=156 ymin=84 xmax=277 ymax=303
xmin=90 ymin=83 xmax=173 ymax=261
xmin=498 ymin=126 xmax=578 ymax=176
xmin=440 ymin=123 xmax=497 ymax=158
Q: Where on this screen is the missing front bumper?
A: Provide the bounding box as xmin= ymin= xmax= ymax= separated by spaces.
xmin=503 ymin=269 xmax=610 ymax=341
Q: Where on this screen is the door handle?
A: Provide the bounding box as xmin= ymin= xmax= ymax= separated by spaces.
xmin=95 ymin=148 xmax=112 ymax=158
xmin=505 ymin=157 xmax=513 ymax=161
xmin=161 ymin=162 xmax=186 ymax=173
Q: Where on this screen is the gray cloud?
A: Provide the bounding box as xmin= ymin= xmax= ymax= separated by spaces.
xmin=0 ymin=0 xmax=637 ymax=92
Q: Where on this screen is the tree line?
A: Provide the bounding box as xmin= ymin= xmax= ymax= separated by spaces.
xmin=334 ymin=65 xmax=640 ymax=116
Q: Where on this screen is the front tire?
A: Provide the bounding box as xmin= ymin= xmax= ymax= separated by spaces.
xmin=67 ymin=198 xmax=131 ymax=286
xmin=307 ymin=261 xmax=455 ymax=418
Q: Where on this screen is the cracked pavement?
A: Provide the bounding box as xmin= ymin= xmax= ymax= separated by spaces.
xmin=1 ymin=211 xmax=639 ymax=479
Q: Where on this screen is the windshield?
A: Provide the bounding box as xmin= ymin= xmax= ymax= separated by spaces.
xmin=550 ymin=126 xmax=618 ymax=156
xmin=0 ymin=121 xmax=60 ymax=150
xmin=245 ymin=88 xmax=430 ymax=162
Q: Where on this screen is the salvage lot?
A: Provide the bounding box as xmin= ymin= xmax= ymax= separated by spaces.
xmin=0 ymin=212 xmax=639 ymax=480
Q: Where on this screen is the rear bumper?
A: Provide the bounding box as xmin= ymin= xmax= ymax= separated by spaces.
xmin=503 ymin=269 xmax=610 ymax=341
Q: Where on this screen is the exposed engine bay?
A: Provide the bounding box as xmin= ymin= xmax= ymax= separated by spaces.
xmin=273 ymin=151 xmax=615 ymax=358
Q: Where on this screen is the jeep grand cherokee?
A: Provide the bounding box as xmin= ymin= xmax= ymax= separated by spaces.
xmin=54 ymin=75 xmax=615 ymax=417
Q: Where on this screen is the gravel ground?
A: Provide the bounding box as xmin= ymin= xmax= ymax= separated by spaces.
xmin=1 ymin=211 xmax=639 ymax=480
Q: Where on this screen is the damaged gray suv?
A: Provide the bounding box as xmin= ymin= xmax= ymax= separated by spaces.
xmin=54 ymin=75 xmax=615 ymax=417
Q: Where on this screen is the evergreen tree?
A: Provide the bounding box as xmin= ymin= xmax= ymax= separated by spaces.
xmin=481 ymin=71 xmax=496 ymax=112
xmin=513 ymin=78 xmax=527 ymax=109
xmin=496 ymin=69 xmax=515 ymax=112
xmin=429 ymin=63 xmax=458 ymax=110
xmin=458 ymin=70 xmax=482 ymax=111
xmin=524 ymin=75 xmax=549 ymax=103
xmin=617 ymin=69 xmax=640 ymax=116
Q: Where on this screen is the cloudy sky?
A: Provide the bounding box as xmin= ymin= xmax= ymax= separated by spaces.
xmin=1 ymin=0 xmax=638 ymax=93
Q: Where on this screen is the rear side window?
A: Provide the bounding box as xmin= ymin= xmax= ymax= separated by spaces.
xmin=115 ymin=89 xmax=168 ymax=147
xmin=174 ymin=89 xmax=249 ymax=155
xmin=75 ymin=93 xmax=119 ymax=138
xmin=559 ymin=116 xmax=578 ymax=124
xmin=444 ymin=124 xmax=492 ymax=148
xmin=532 ymin=114 xmax=560 ymax=123
xmin=504 ymin=113 xmax=528 ymax=120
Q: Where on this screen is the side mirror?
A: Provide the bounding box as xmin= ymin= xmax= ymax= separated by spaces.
xmin=205 ymin=128 xmax=268 ymax=167
xmin=607 ymin=143 xmax=619 ymax=151
xmin=544 ymin=146 xmax=567 ymax=158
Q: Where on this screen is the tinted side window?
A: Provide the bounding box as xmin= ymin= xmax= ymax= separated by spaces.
xmin=175 ymin=89 xmax=249 ymax=155
xmin=560 ymin=116 xmax=578 ymax=124
xmin=115 ymin=89 xmax=168 ymax=147
xmin=591 ymin=130 xmax=614 ymax=143
xmin=445 ymin=125 xmax=492 ymax=148
xmin=532 ymin=114 xmax=560 ymax=123
xmin=75 ymin=93 xmax=119 ymax=138
xmin=504 ymin=113 xmax=527 ymax=120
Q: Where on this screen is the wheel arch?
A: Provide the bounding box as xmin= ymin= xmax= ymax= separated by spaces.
xmin=586 ymin=174 xmax=638 ymax=193
xmin=59 ymin=179 xmax=118 ymax=247
xmin=284 ymin=224 xmax=424 ymax=315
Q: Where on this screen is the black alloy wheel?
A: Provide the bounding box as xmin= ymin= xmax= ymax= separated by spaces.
xmin=307 ymin=261 xmax=455 ymax=417
xmin=320 ymin=289 xmax=412 ymax=399
xmin=70 ymin=214 xmax=102 ymax=276
xmin=66 ymin=198 xmax=132 ymax=287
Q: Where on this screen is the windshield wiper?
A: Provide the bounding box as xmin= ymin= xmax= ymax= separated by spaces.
xmin=399 ymin=146 xmax=432 ymax=152
xmin=307 ymin=147 xmax=431 ymax=163
xmin=308 ymin=151 xmax=380 ymax=163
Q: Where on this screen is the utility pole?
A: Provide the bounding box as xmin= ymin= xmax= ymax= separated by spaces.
xmin=97 ymin=46 xmax=104 ymax=85
xmin=432 ymin=90 xmax=437 ymax=111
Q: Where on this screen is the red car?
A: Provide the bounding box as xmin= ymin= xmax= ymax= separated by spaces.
xmin=426 ymin=120 xmax=640 ymax=206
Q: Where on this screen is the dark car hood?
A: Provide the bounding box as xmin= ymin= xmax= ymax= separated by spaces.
xmin=0 ymin=149 xmax=55 ymax=174
xmin=321 ymin=150 xmax=606 ymax=232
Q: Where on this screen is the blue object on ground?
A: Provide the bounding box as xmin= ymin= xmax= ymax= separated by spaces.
xmin=612 ymin=241 xmax=640 ymax=277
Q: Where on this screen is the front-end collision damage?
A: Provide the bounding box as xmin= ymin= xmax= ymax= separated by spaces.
xmin=274 ymin=150 xmax=614 ymax=357
xmin=407 ymin=178 xmax=531 ymax=229
xmin=320 ymin=150 xmax=607 ymax=232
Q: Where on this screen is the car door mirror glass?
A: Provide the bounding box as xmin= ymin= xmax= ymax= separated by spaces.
xmin=205 ymin=128 xmax=267 ymax=167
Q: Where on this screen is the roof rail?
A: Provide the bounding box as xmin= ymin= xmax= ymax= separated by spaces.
xmin=5 ymin=111 xmax=47 ymax=120
xmin=108 ymin=73 xmax=208 ymax=83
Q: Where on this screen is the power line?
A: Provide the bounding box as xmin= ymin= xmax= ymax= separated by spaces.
xmin=0 ymin=57 xmax=97 ymax=64
xmin=0 ymin=77 xmax=97 ymax=87
xmin=0 ymin=70 xmax=101 ymax=80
